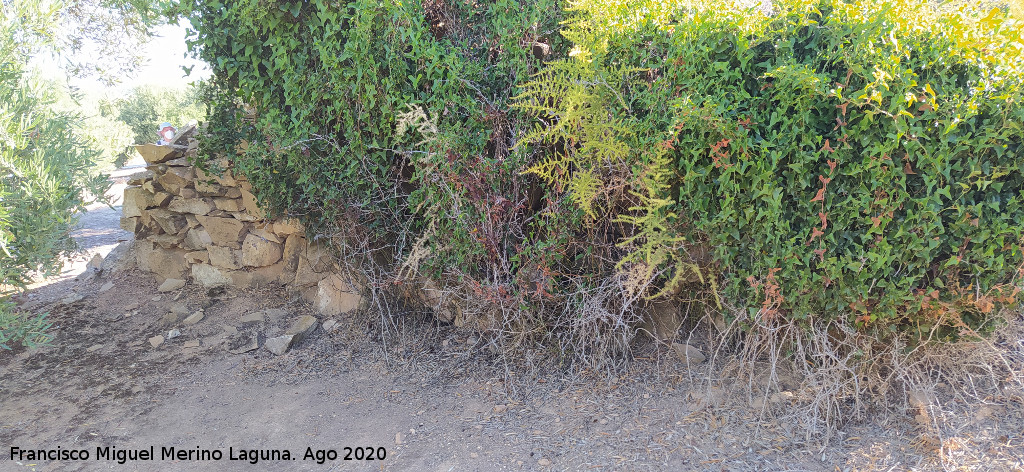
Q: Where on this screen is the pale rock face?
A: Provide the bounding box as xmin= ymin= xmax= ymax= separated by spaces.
xmin=185 ymin=250 xmax=210 ymax=264
xmin=122 ymin=187 xmax=151 ymax=218
xmin=293 ymin=255 xmax=329 ymax=288
xmin=213 ymin=198 xmax=244 ymax=212
xmin=240 ymin=189 xmax=266 ymax=219
xmin=241 ymin=233 xmax=282 ymax=267
xmin=168 ymin=197 xmax=215 ymax=215
xmin=207 ymin=245 xmax=243 ymax=270
xmin=191 ymin=263 xmax=233 ymax=288
xmin=157 ymin=167 xmax=195 ymax=195
xmin=120 ymin=216 xmax=141 ymax=233
xmin=315 ymin=274 xmax=362 ymax=316
xmin=146 ymin=208 xmax=187 ymax=234
xmin=281 ymin=235 xmax=306 ymax=272
xmin=134 ymin=143 xmax=177 ymax=164
xmin=135 ymin=241 xmax=188 ymax=281
xmin=182 ymin=227 xmax=214 ymax=251
xmin=248 ymin=227 xmax=281 ymax=244
xmin=274 ymin=218 xmax=304 ymax=235
xmin=195 ymin=215 xmax=247 ymax=245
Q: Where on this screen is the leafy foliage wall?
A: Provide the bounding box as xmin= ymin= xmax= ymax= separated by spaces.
xmin=184 ymin=0 xmax=1024 ymax=351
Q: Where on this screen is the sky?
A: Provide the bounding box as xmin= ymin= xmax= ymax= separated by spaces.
xmin=126 ymin=21 xmax=212 ymax=91
xmin=35 ymin=20 xmax=211 ymax=95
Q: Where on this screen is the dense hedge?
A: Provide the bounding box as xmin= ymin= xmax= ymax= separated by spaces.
xmin=521 ymin=0 xmax=1024 ymax=337
xmin=182 ymin=0 xmax=570 ymax=281
xmin=184 ymin=0 xmax=1024 ymax=341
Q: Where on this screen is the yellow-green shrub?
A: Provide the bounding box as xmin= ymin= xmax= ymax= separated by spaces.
xmin=518 ymin=0 xmax=1024 ymax=336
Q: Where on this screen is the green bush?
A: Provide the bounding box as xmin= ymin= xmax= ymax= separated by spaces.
xmin=185 ymin=0 xmax=1024 ymax=347
xmin=518 ymin=0 xmax=1024 ymax=337
xmin=182 ymin=0 xmax=570 ymax=283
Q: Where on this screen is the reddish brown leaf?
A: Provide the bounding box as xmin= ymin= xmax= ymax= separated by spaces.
xmin=827 ymin=159 xmax=837 ymax=174
xmin=903 ymin=161 xmax=916 ymax=174
xmin=818 ymin=212 xmax=828 ymax=230
xmin=814 ymin=248 xmax=826 ymax=262
xmin=871 ymin=216 xmax=881 ymax=227
xmin=819 ymin=175 xmax=831 ymax=185
xmin=811 ymin=188 xmax=825 ymax=203
xmin=821 ymin=139 xmax=834 ymax=153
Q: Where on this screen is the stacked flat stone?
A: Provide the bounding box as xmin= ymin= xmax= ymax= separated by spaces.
xmin=119 ymin=129 xmax=362 ymax=315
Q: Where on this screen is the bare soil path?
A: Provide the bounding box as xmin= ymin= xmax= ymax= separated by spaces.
xmin=2 ymin=167 xmax=1023 ymax=472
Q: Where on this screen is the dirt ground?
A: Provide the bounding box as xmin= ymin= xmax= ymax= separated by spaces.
xmin=2 ymin=169 xmax=1023 ymax=471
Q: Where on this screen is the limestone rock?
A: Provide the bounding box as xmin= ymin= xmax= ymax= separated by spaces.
xmin=126 ymin=171 xmax=153 ymax=186
xmin=672 ymin=343 xmax=706 ymax=364
xmin=179 ymin=188 xmax=198 ymax=199
xmin=274 ymin=218 xmax=303 ymax=235
xmin=120 ymin=216 xmax=141 ymax=233
xmin=195 ymin=180 xmax=227 ymax=197
xmin=241 ymin=233 xmax=282 ymax=267
xmin=136 ymin=242 xmax=188 ymax=281
xmin=196 ymin=216 xmax=247 ymax=245
xmin=228 ymin=270 xmax=253 ymax=289
xmin=101 ymin=241 xmax=135 ymax=274
xmin=213 ymin=198 xmax=244 ymax=212
xmin=158 ymin=278 xmax=186 ymax=292
xmin=182 ymin=228 xmax=214 ymax=251
xmin=281 ymin=235 xmax=305 ymax=272
xmin=643 ymin=301 xmax=683 ymax=341
xmin=316 ymin=274 xmax=362 ymax=316
xmin=168 ymin=197 xmax=214 ymax=215
xmin=305 ymin=240 xmax=333 ymax=272
xmin=150 ymin=191 xmax=173 ymax=207
xmin=122 ymin=186 xmax=151 ymax=218
xmin=141 ymin=179 xmax=159 ymax=194
xmin=184 ymin=251 xmax=210 ymax=264
xmin=293 ymin=255 xmax=329 ymax=288
xmin=150 ymin=233 xmax=185 ymax=249
xmin=148 ymin=335 xmax=165 ymax=348
xmin=135 ymin=143 xmax=177 ymax=164
xmin=230 ymin=211 xmax=260 ymax=222
xmin=183 ymin=311 xmax=205 ymax=326
xmin=251 ymin=262 xmax=294 ymax=285
xmin=196 ymin=166 xmax=237 ymax=186
xmin=285 ymin=315 xmax=318 ymax=345
xmin=264 ymin=335 xmax=294 ymax=356
xmin=207 ymin=245 xmax=243 ymax=270
xmin=225 ymin=332 xmax=260 ymax=354
xmin=240 ymin=189 xmax=266 ymax=219
xmin=191 ymin=263 xmax=232 ymax=288
xmin=224 ymin=187 xmax=243 ymax=199
xmin=263 ymin=308 xmax=289 ymax=322
xmin=239 ymin=311 xmax=266 ymax=324
xmin=146 ymin=208 xmax=187 ymax=234
xmin=249 ymin=227 xmax=281 ymax=244
xmin=157 ymin=167 xmax=195 ymax=194
xmin=87 ymin=253 xmax=104 ymax=271
xmin=163 ymin=156 xmax=189 ymax=167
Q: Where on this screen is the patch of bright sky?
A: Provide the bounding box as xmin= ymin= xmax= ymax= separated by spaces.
xmin=35 ymin=20 xmax=211 ymax=96
xmin=125 ymin=21 xmax=211 ymax=92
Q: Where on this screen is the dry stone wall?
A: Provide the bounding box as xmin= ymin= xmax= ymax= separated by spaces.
xmin=121 ymin=129 xmax=363 ymax=317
